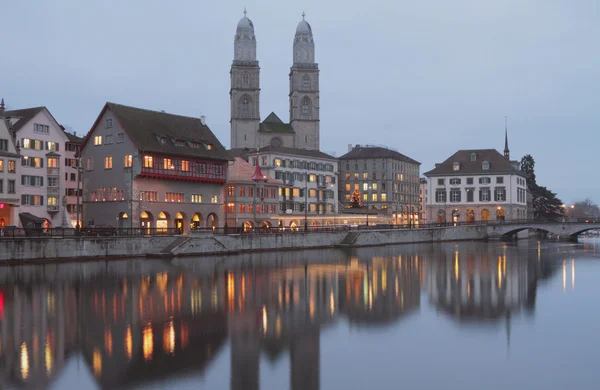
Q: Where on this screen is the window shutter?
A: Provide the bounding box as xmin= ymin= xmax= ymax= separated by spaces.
xmin=21 ymin=176 xmax=26 ymax=185
xmin=21 ymin=157 xmax=26 ymax=166
xmin=458 ymin=191 xmax=461 ymax=202
xmin=41 ymin=159 xmax=44 ymax=167
xmin=56 ymin=143 xmax=59 ymax=151
xmin=21 ymin=195 xmax=26 ymax=204
xmin=479 ymin=190 xmax=482 ymax=202
xmin=40 ymin=196 xmax=44 ymax=205
xmin=40 ymin=177 xmax=44 ymax=186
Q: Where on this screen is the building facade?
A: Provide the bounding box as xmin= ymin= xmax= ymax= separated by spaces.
xmin=225 ymin=157 xmax=283 ymax=230
xmin=338 ymin=145 xmax=421 ymax=224
xmin=64 ymin=132 xmax=83 ymax=227
xmin=81 ymin=103 xmax=231 ymax=233
xmin=0 ymin=101 xmax=20 ymax=229
xmin=3 ymin=105 xmax=72 ymax=228
xmin=419 ymin=178 xmax=427 ymax=224
xmin=424 ymin=149 xmax=528 ymax=223
xmin=230 ymin=146 xmax=338 ymax=228
xmin=230 ymin=12 xmax=320 ymax=150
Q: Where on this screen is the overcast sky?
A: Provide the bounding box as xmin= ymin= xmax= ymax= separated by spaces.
xmin=1 ymin=0 xmax=598 ymax=204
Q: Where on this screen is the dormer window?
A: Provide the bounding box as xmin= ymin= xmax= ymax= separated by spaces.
xmin=470 ymin=153 xmax=477 ymax=161
xmin=482 ymin=161 xmax=490 ymax=170
xmin=453 ymin=162 xmax=460 ymax=171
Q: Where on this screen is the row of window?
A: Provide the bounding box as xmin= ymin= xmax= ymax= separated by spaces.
xmin=89 ymin=189 xmax=219 ymax=203
xmin=226 ymin=203 xmax=279 ymax=214
xmin=21 ymin=138 xmax=59 ymax=151
xmin=279 ymin=202 xmax=333 ymax=213
xmin=343 ymin=193 xmax=388 ymax=202
xmin=21 ymin=156 xmax=60 ymax=168
xmin=21 ymin=175 xmax=45 ymax=187
xmin=343 ymin=182 xmax=418 ymax=195
xmin=0 ymin=159 xmax=16 ymax=173
xmin=439 ymin=177 xmax=507 ymax=185
xmin=436 ymin=188 xmax=507 ymax=203
xmin=94 ymin=133 xmax=125 ymax=146
xmin=227 ymin=186 xmax=278 ymax=199
xmin=453 ymin=160 xmax=491 ymax=171
xmin=517 ymin=188 xmax=527 ymax=203
xmin=344 ymin=172 xmax=416 ymax=183
xmin=274 ymin=171 xmax=335 ymax=184
xmin=0 ymin=179 xmax=16 ymax=194
xmin=279 ymin=188 xmax=335 ymax=199
xmin=33 ymin=124 xmax=50 ymax=134
xmin=262 ymin=157 xmax=335 ymax=172
xmin=21 ymin=194 xmax=48 ymax=205
xmin=344 ymin=160 xmax=419 ymax=175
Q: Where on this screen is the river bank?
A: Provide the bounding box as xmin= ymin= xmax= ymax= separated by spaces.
xmin=0 ymin=225 xmax=489 ymax=263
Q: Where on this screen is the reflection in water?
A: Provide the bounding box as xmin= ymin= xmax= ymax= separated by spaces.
xmin=0 ymin=240 xmax=589 ymax=389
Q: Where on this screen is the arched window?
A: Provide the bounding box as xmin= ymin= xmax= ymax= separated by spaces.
xmin=301 ymin=97 xmax=311 ymax=119
xmin=242 ymin=73 xmax=249 ymax=85
xmin=302 ymin=74 xmax=310 ymax=89
xmin=241 ymin=96 xmax=250 ymax=118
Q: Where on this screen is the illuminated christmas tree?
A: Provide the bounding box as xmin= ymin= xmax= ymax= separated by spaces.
xmin=350 ymin=190 xmax=363 ymax=208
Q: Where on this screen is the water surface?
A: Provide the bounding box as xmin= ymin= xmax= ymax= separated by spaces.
xmin=1 ymin=239 xmax=599 ymax=390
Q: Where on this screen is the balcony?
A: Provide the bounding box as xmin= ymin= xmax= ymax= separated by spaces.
xmin=47 ymin=205 xmax=60 ymax=213
xmin=140 ymin=166 xmax=225 ymax=183
xmin=47 ymin=167 xmax=60 ymax=176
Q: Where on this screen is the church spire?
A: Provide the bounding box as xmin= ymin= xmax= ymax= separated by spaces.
xmin=504 ymin=116 xmax=510 ymax=159
xmin=0 ymin=98 xmax=5 ymax=113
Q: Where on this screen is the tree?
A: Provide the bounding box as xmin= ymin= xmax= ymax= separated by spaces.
xmin=350 ymin=190 xmax=363 ymax=208
xmin=520 ymin=154 xmax=564 ymax=219
xmin=571 ymin=198 xmax=600 ymax=219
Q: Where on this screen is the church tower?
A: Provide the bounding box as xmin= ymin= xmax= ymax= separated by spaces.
xmin=289 ymin=13 xmax=320 ymax=150
xmin=230 ymin=9 xmax=260 ymax=149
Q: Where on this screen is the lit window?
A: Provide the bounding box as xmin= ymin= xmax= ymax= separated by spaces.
xmin=124 ymin=154 xmax=132 ymax=168
xmin=206 ymin=144 xmax=213 ymax=150
xmin=372 ymin=194 xmax=377 ymax=201
xmin=105 ymin=156 xmax=113 ymax=169
xmin=274 ymin=159 xmax=281 ymax=167
xmin=453 ymin=162 xmax=460 ymax=171
xmin=22 ymin=138 xmax=31 ymax=149
xmin=372 ymin=183 xmax=377 ymax=190
xmin=191 ymin=194 xmax=203 ymax=203
xmin=8 ymin=160 xmax=15 ymax=173
xmin=144 ymin=155 xmax=153 ymax=168
xmin=210 ymin=195 xmax=218 ymax=203
xmin=163 ymin=158 xmax=173 ymax=170
xmin=181 ymin=160 xmax=190 ymax=171
xmin=381 ymin=193 xmax=387 ymax=201
xmin=0 ymin=160 xmax=3 ymax=172
xmin=47 ymin=158 xmax=58 ymax=168
xmin=94 ymin=136 xmax=102 ymax=145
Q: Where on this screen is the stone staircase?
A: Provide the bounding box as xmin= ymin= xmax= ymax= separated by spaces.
xmin=337 ymin=231 xmax=361 ymax=247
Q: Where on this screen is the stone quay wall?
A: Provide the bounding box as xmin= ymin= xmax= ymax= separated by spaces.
xmin=0 ymin=225 xmax=488 ymax=263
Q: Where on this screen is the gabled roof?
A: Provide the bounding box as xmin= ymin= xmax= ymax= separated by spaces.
xmin=2 ymin=107 xmax=45 ymax=132
xmin=227 ymin=157 xmax=283 ymax=184
xmin=424 ymin=149 xmax=525 ymax=177
xmin=340 ymin=145 xmax=420 ymax=164
xmin=258 ymin=112 xmax=295 ymax=134
xmin=82 ymin=102 xmax=232 ymax=161
xmin=65 ymin=131 xmax=84 ymax=143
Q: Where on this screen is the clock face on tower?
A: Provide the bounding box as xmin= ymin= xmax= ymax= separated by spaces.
xmin=270 ymin=137 xmax=283 ymax=148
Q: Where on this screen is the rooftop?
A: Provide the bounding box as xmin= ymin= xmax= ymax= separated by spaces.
xmin=424 ymin=149 xmax=524 ymax=176
xmin=340 ymin=145 xmax=420 ymax=165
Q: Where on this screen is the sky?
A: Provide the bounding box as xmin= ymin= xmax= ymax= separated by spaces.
xmin=1 ymin=0 xmax=598 ymax=204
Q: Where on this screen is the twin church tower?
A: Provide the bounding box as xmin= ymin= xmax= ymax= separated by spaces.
xmin=230 ymin=10 xmax=320 ymax=151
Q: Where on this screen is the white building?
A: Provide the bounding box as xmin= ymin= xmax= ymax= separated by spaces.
xmin=230 ymin=146 xmax=338 ymax=229
xmin=423 ymin=146 xmax=528 ymax=223
xmin=3 ymin=105 xmax=71 ymax=228
xmin=0 ymin=100 xmax=20 ymax=228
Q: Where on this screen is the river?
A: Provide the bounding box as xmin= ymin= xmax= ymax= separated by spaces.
xmin=1 ymin=238 xmax=599 ymax=389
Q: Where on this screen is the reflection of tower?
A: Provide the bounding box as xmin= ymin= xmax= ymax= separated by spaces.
xmin=290 ymin=328 xmax=320 ymax=390
xmin=230 ymin=331 xmax=260 ymax=390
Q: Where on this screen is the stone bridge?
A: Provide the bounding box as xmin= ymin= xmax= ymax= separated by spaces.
xmin=486 ymin=220 xmax=600 ymax=241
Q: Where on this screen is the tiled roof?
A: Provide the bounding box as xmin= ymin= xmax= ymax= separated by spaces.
xmin=258 ymin=112 xmax=295 ymax=134
xmin=85 ymin=103 xmax=231 ymax=161
xmin=2 ymin=107 xmax=45 ymax=132
xmin=65 ymin=132 xmax=84 ymax=143
xmin=424 ymin=149 xmax=524 ymax=176
xmin=340 ymin=146 xmax=420 ymax=165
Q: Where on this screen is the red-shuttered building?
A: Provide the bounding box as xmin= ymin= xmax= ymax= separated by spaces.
xmin=80 ymin=102 xmax=232 ymax=233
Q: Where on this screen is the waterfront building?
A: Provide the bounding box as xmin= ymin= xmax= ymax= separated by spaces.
xmin=0 ymin=100 xmax=20 ymax=228
xmin=64 ymin=131 xmax=83 ymax=227
xmin=80 ymin=102 xmax=231 ymax=232
xmin=423 ymin=140 xmax=528 ymax=223
xmin=225 ymin=156 xmax=283 ymax=230
xmin=419 ymin=178 xmax=427 ymax=224
xmin=338 ymin=144 xmax=421 ymax=224
xmin=2 ymin=104 xmax=72 ymax=228
xmin=230 ymin=146 xmax=338 ymax=229
xmin=230 ymin=11 xmax=320 ymax=151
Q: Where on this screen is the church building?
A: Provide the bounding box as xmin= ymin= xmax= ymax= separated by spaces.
xmin=230 ymin=11 xmax=320 ymax=151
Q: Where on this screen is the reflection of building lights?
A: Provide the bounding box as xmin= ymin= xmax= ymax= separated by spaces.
xmin=105 ymin=328 xmax=113 ymax=357
xmin=262 ymin=305 xmax=268 ymax=335
xmin=163 ymin=320 xmax=175 ymax=355
xmin=227 ymin=273 xmax=235 ymax=312
xmin=93 ymin=348 xmax=102 ymax=377
xmin=157 ymin=273 xmax=168 ymax=295
xmin=454 ymin=254 xmax=460 ymax=281
xmin=45 ymin=333 xmax=53 ymax=375
xmin=275 ymin=315 xmax=281 ymax=337
xmin=212 ymin=287 xmax=218 ymax=310
xmin=571 ymin=259 xmax=575 ymax=290
xmin=191 ymin=288 xmax=201 ymax=315
xmin=382 ymin=268 xmax=387 ymax=293
xmin=21 ymin=342 xmax=29 ymax=380
xmin=125 ymin=326 xmax=132 ymax=360
xmin=180 ymin=322 xmax=189 ymax=350
xmin=563 ymin=260 xmax=568 ymax=290
xmin=329 ymin=290 xmax=335 ymax=315
xmin=395 ymin=276 xmax=399 ymax=297
xmin=368 ymin=287 xmax=373 ymax=311
xmin=143 ymin=323 xmax=153 ymax=361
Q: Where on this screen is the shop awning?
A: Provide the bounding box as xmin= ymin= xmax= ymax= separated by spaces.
xmin=19 ymin=212 xmax=45 ymax=228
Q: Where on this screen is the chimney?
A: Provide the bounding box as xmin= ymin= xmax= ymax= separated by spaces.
xmin=160 ymin=110 xmax=165 ymax=113
xmin=200 ymin=115 xmax=206 ymax=125
xmin=0 ymin=98 xmax=5 ymax=113
xmin=74 ymin=131 xmax=77 ymax=136
xmin=348 ymin=144 xmax=352 ymax=152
